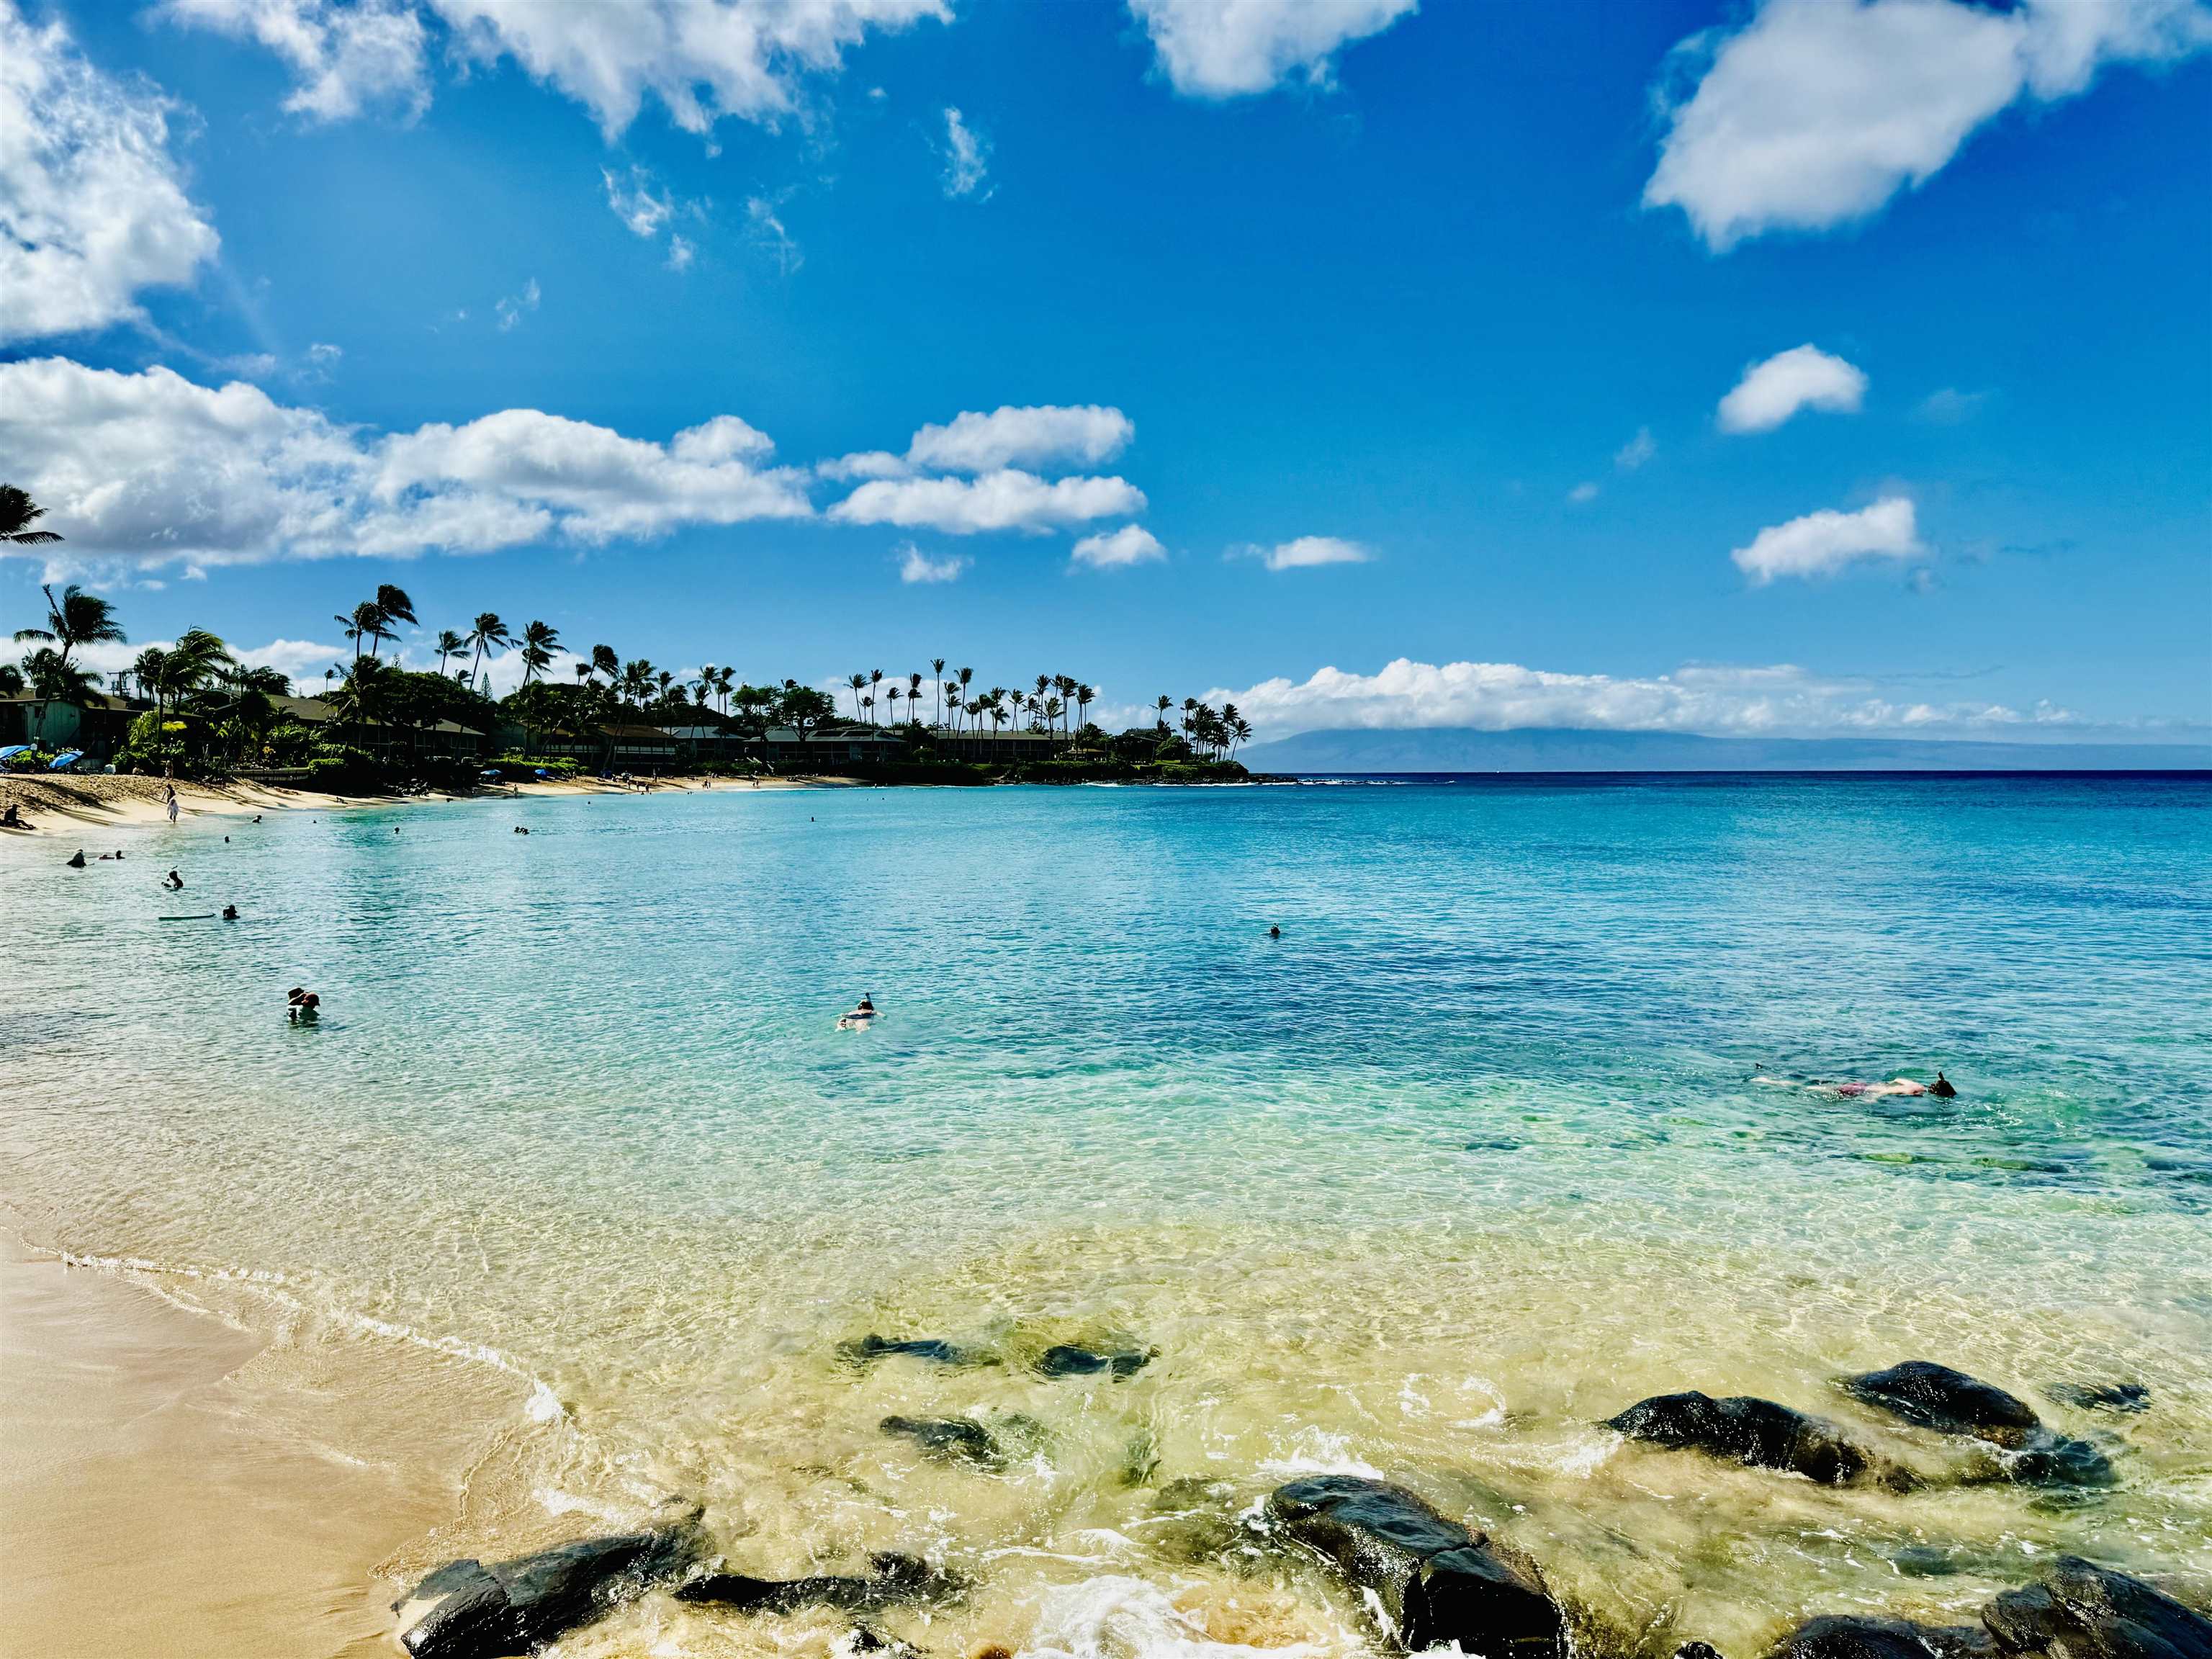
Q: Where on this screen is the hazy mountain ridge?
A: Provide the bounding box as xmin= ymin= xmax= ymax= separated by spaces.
xmin=1241 ymin=727 xmax=2212 ymax=773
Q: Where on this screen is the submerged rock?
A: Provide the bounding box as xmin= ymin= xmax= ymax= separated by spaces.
xmin=676 ymin=1551 xmax=961 ymax=1613
xmin=1265 ymin=1474 xmax=1565 ymax=1658
xmin=1841 ymin=1361 xmax=2114 ymax=1489
xmin=1035 ymin=1344 xmax=1154 ymax=1379
xmin=1841 ymin=1362 xmax=2041 ymax=1444
xmin=1981 ymin=1555 xmax=2212 ymax=1659
xmin=1606 ymin=1391 xmax=1907 ymax=1489
xmin=393 ymin=1523 xmax=698 ymax=1658
xmin=2046 ymin=1382 xmax=2152 ymax=1416
xmin=881 ymin=1414 xmax=1004 ymax=1469
xmin=838 ymin=1334 xmax=994 ymax=1368
xmin=1676 ymin=1644 xmax=1725 ymax=1659
xmin=1765 ymin=1615 xmax=1993 ymax=1659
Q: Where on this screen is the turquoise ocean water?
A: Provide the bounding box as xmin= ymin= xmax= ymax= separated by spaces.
xmin=4 ymin=775 xmax=2208 ymax=1654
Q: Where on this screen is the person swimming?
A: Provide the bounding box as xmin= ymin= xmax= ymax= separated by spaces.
xmin=163 ymin=868 xmax=184 ymax=890
xmin=222 ymin=904 xmax=239 ymax=921
xmin=1930 ymin=1071 xmax=1957 ymax=1098
xmin=287 ymin=988 xmax=319 ymax=1022
xmin=1268 ymin=925 xmax=1281 ymax=938
xmin=836 ymin=994 xmax=879 ymax=1030
xmin=67 ymin=849 xmax=86 ymax=868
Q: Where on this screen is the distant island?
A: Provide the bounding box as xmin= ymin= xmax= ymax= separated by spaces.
xmin=1241 ymin=727 xmax=2212 ymax=774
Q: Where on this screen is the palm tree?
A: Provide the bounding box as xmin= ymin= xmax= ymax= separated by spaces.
xmin=1075 ymin=683 xmax=1094 ymax=732
xmin=716 ymin=666 xmax=735 ymax=716
xmin=620 ymin=660 xmax=655 ymax=711
xmin=433 ymin=629 xmax=466 ymax=675
xmin=956 ymin=666 xmax=974 ymax=716
xmin=591 ymin=643 xmax=619 ymax=685
xmin=1 ymin=485 xmax=64 ymax=547
xmin=153 ymin=629 xmax=236 ymax=711
xmin=1154 ymin=694 xmax=1172 ymax=732
xmin=885 ymin=685 xmax=901 ymax=723
xmin=15 ymin=582 xmax=125 ymax=671
xmin=1053 ymin=675 xmax=1079 ymax=737
xmin=371 ymin=585 xmax=416 ymax=655
xmin=517 ymin=619 xmax=559 ymax=683
xmin=868 ymin=668 xmax=884 ymax=723
xmin=847 ymin=672 xmax=867 ymax=719
xmin=131 ymin=647 xmax=169 ymax=710
xmin=907 ymin=671 xmax=923 ymax=721
xmin=656 ymin=669 xmax=675 ymax=703
xmin=931 ymin=659 xmax=947 ymax=726
xmin=336 ymin=601 xmax=392 ymax=662
xmin=465 ymin=613 xmax=512 ymax=688
xmin=575 ymin=662 xmax=592 ymax=688
xmin=1228 ymin=709 xmax=1253 ymax=759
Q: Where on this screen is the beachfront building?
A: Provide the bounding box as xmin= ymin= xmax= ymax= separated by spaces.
xmin=0 ymin=692 xmax=148 ymax=764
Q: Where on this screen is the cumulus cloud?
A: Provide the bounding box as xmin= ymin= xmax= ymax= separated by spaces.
xmin=941 ymin=105 xmax=989 ymax=198
xmin=1645 ymin=0 xmax=2212 ymax=251
xmin=1245 ymin=535 xmax=1372 ymax=571
xmin=907 ymin=405 xmax=1133 ymax=474
xmin=1211 ymin=656 xmax=2079 ymax=741
xmin=0 ymin=356 xmax=812 ymax=569
xmin=160 ymin=0 xmax=429 ymax=122
xmin=1718 ymin=344 xmax=1868 ymax=433
xmin=0 ymin=1 xmax=222 ymax=345
xmin=1731 ymin=495 xmax=1923 ymax=584
xmin=830 ymin=470 xmax=1145 ymax=534
xmin=166 ymin=0 xmax=950 ymax=137
xmin=897 ymin=543 xmax=968 ymax=583
xmin=1129 ymin=0 xmax=1419 ymax=97
xmin=1071 ymin=524 xmax=1165 ymax=569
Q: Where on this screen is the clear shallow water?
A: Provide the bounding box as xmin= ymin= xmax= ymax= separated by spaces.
xmin=4 ymin=775 xmax=2209 ymax=1655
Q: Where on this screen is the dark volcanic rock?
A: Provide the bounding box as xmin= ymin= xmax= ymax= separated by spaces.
xmin=1606 ymin=1391 xmax=1905 ymax=1488
xmin=1982 ymin=1556 xmax=2212 ymax=1659
xmin=1676 ymin=1645 xmax=1725 ymax=1659
xmin=2047 ymin=1382 xmax=2152 ymax=1416
xmin=838 ymin=1334 xmax=993 ymax=1368
xmin=881 ymin=1414 xmax=1004 ymax=1468
xmin=1842 ymin=1362 xmax=2114 ymax=1489
xmin=675 ymin=1551 xmax=961 ymax=1613
xmin=1035 ymin=1344 xmax=1153 ymax=1379
xmin=1842 ymin=1362 xmax=2042 ymax=1444
xmin=1765 ymin=1615 xmax=1994 ymax=1659
xmin=394 ymin=1523 xmax=698 ymax=1658
xmin=1265 ymin=1475 xmax=1565 ymax=1658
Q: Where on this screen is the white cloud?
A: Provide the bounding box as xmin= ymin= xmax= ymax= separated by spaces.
xmin=747 ymin=195 xmax=801 ymax=276
xmin=816 ymin=449 xmax=908 ymax=482
xmin=1614 ymin=426 xmax=1656 ymax=471
xmin=1211 ymin=656 xmax=2079 ymax=740
xmin=1071 ymin=524 xmax=1166 ymax=569
xmin=1645 ymin=0 xmax=2212 ymax=251
xmin=1917 ymin=386 xmax=1987 ymax=424
xmin=906 ymin=405 xmax=1133 ymax=474
xmin=0 ymin=357 xmax=813 ymax=570
xmin=830 ymin=469 xmax=1145 ymax=534
xmin=495 ymin=276 xmax=540 ymax=331
xmin=603 ymin=163 xmax=673 ymax=237
xmin=160 ymin=0 xmax=430 ymax=122
xmin=1247 ymin=535 xmax=1372 ymax=571
xmin=1731 ymin=495 xmax=1923 ymax=584
xmin=166 ymin=0 xmax=950 ymax=137
xmin=1128 ymin=0 xmax=1419 ymax=97
xmin=0 ymin=1 xmax=221 ymax=345
xmin=941 ymin=105 xmax=989 ymax=198
xmin=666 ymin=234 xmax=695 ymax=272
xmin=1718 ymin=344 xmax=1868 ymax=433
xmin=897 ymin=543 xmax=968 ymax=583
xmin=1567 ymin=481 xmax=1600 ymax=505
xmin=307 ymin=341 xmax=343 ymax=363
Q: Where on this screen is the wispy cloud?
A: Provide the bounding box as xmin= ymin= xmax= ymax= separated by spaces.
xmin=1241 ymin=535 xmax=1372 ymax=572
xmin=495 ymin=277 xmax=540 ymax=331
xmin=898 ymin=542 xmax=968 ymax=583
xmin=941 ymin=106 xmax=989 ymax=198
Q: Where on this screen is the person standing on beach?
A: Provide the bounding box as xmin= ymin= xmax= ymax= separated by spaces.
xmin=164 ymin=783 xmax=179 ymax=826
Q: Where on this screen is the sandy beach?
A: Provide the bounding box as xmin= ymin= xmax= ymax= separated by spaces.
xmin=0 ymin=1233 xmax=472 ymax=1659
xmin=0 ymin=770 xmax=871 ymax=839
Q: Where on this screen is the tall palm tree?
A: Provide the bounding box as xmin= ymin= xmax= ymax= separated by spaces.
xmin=956 ymin=666 xmax=974 ymax=719
xmin=1 ymin=485 xmax=64 ymax=546
xmin=621 ymin=660 xmax=655 ymax=711
xmin=153 ymin=629 xmax=236 ymax=710
xmin=0 ymin=663 xmax=22 ymax=696
xmin=518 ymin=619 xmax=559 ymax=683
xmin=591 ymin=643 xmax=619 ymax=685
xmin=433 ymin=629 xmax=466 ymax=675
xmin=575 ymin=662 xmax=593 ymax=688
xmin=656 ymin=669 xmax=675 ymax=703
xmin=132 ymin=647 xmax=169 ymax=710
xmin=868 ymin=668 xmax=884 ymax=722
xmin=466 ymin=613 xmax=512 ymax=687
xmin=15 ymin=582 xmax=124 ymax=671
xmin=847 ymin=672 xmax=867 ymax=719
xmin=371 ymin=585 xmax=417 ymax=655
xmin=716 ymin=666 xmax=735 ymax=716
xmin=931 ymin=659 xmax=947 ymax=726
xmin=336 ymin=601 xmax=392 ymax=662
xmin=1053 ymin=675 xmax=1079 ymax=737
xmin=1154 ymin=694 xmax=1173 ymax=732
xmin=907 ymin=671 xmax=923 ymax=721
xmin=886 ymin=685 xmax=901 ymax=723
xmin=1075 ymin=683 xmax=1094 ymax=732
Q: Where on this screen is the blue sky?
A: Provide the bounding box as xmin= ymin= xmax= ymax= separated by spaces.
xmin=2 ymin=0 xmax=2208 ymax=740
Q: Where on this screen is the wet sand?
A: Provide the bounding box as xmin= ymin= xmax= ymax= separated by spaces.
xmin=0 ymin=1235 xmax=460 ymax=1659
